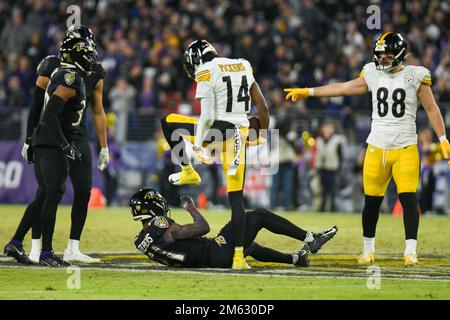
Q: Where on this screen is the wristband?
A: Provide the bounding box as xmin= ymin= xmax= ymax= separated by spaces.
xmin=439 ymin=135 xmax=448 ymax=143
xmin=309 ymin=88 xmax=315 ymax=96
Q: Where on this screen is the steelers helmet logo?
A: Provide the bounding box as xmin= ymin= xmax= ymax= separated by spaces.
xmin=64 ymin=73 xmax=75 ymax=85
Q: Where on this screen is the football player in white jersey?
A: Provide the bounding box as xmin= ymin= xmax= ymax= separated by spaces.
xmin=284 ymin=32 xmax=450 ymax=266
xmin=160 ymin=40 xmax=269 ymax=269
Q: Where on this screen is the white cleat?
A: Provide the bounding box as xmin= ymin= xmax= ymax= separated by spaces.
xmin=63 ymin=249 xmax=101 ymax=264
xmin=29 ymin=249 xmax=41 ymax=264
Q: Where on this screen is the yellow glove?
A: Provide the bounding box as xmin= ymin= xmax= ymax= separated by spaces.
xmin=284 ymin=88 xmax=311 ymax=102
xmin=440 ymin=139 xmax=450 ymax=165
xmin=193 ymin=147 xmax=214 ymax=165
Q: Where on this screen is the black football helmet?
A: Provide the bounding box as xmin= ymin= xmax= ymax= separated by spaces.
xmin=373 ymin=32 xmax=407 ymax=72
xmin=129 ymin=188 xmax=170 ymax=221
xmin=183 ymin=40 xmax=218 ymax=79
xmin=63 ymin=25 xmax=96 ymax=46
xmin=60 ymin=38 xmax=98 ymax=75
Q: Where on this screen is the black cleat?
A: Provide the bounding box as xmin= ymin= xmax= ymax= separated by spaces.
xmin=4 ymin=242 xmax=34 ymax=265
xmin=39 ymin=252 xmax=71 ymax=267
xmin=294 ymin=245 xmax=309 ymax=267
xmin=305 ymin=226 xmax=338 ymax=254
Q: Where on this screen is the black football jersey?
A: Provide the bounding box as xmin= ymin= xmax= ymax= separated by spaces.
xmin=36 ymin=55 xmax=106 ymax=140
xmin=135 ymin=216 xmax=212 ymax=268
xmin=32 ymin=68 xmax=86 ymax=147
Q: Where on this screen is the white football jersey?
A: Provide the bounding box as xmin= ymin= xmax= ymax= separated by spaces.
xmin=360 ymin=62 xmax=432 ymax=149
xmin=194 ymin=57 xmax=255 ymax=127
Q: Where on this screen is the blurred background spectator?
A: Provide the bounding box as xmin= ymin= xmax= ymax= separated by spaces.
xmin=0 ymin=0 xmax=448 ymax=213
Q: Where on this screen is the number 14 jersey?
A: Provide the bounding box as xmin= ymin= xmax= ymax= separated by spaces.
xmin=194 ymin=57 xmax=255 ymax=128
xmin=360 ymin=62 xmax=432 ymax=149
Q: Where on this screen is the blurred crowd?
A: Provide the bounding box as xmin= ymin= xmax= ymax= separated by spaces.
xmin=0 ymin=0 xmax=449 ymax=212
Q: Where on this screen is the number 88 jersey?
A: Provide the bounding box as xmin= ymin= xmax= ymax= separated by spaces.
xmin=194 ymin=57 xmax=255 ymax=128
xmin=360 ymin=62 xmax=432 ymax=149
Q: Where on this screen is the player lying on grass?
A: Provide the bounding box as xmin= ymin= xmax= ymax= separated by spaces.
xmin=130 ymin=189 xmax=338 ymax=268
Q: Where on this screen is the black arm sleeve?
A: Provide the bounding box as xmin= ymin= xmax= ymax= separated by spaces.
xmin=26 ymin=86 xmax=46 ymax=139
xmin=41 ymin=94 xmax=69 ymax=148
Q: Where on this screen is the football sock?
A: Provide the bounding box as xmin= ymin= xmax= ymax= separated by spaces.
xmin=31 ymin=238 xmax=42 ymax=252
xmin=362 ymin=195 xmax=383 ymax=238
xmin=229 ymin=191 xmax=246 ymax=247
xmin=70 ymin=189 xmax=90 ymax=240
xmin=245 ymin=242 xmax=293 ymax=264
xmin=404 ymin=239 xmax=417 ymax=256
xmin=399 ymin=192 xmax=419 ymax=240
xmin=68 ymin=239 xmax=80 ymax=252
xmin=363 ymin=237 xmax=375 ymax=254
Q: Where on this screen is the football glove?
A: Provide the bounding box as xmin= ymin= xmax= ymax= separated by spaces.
xmin=21 ymin=137 xmax=34 ymax=163
xmin=180 ymin=195 xmax=195 ymax=210
xmin=98 ymin=147 xmax=109 ymax=171
xmin=284 ymin=88 xmax=311 ymax=102
xmin=62 ymin=143 xmax=82 ymax=166
xmin=440 ymin=139 xmax=450 ymax=165
xmin=192 ymin=146 xmax=214 ymax=165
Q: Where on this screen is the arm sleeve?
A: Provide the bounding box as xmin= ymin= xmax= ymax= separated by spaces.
xmin=41 ymin=94 xmax=69 ymax=148
xmin=194 ymin=95 xmax=215 ymax=148
xmin=26 ymin=86 xmax=46 ymax=138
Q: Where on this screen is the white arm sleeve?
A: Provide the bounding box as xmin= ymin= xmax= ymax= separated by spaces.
xmin=194 ymin=96 xmax=215 ymax=148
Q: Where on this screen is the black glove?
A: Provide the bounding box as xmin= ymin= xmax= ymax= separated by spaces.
xmin=62 ymin=143 xmax=82 ymax=166
xmin=180 ymin=195 xmax=195 ymax=210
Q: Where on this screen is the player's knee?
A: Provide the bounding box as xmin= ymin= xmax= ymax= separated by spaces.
xmin=363 ymin=195 xmax=384 ymax=212
xmin=74 ymin=188 xmax=91 ymax=204
xmin=398 ymin=192 xmax=417 ymax=208
xmin=45 ymin=185 xmax=65 ymax=201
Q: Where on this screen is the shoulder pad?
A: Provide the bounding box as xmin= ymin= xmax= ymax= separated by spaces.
xmin=151 ymin=216 xmax=170 ymax=229
xmin=51 ymin=69 xmax=82 ymax=89
xmin=194 ymin=64 xmax=212 ymax=82
xmin=92 ymin=62 xmax=106 ymax=79
xmin=37 ymin=55 xmax=60 ymax=77
xmin=414 ymin=66 xmax=432 ymax=86
xmin=360 ymin=62 xmax=376 ymax=77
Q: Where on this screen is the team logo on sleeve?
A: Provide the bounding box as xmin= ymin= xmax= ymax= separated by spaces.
xmin=154 ymin=216 xmax=169 ymax=229
xmin=214 ymin=236 xmax=227 ymax=247
xmin=64 ymin=73 xmax=76 ymax=85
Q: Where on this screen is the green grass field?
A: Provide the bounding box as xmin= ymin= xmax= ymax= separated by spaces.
xmin=1 ymin=205 xmax=449 ymax=300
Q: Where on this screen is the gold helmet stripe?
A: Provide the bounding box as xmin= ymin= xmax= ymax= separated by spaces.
xmin=378 ymin=32 xmax=393 ymax=46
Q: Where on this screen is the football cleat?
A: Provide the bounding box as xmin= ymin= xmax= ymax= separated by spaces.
xmin=63 ymin=249 xmax=100 ymax=263
xmin=29 ymin=248 xmax=41 ymax=264
xmin=305 ymin=226 xmax=338 ymax=254
xmin=169 ymin=165 xmax=201 ymax=186
xmin=3 ymin=242 xmax=33 ymax=265
xmin=294 ymin=245 xmax=310 ymax=267
xmin=231 ymin=251 xmax=251 ymax=270
xmin=357 ymin=252 xmax=375 ymax=265
xmin=403 ymin=254 xmax=418 ymax=266
xmin=39 ymin=251 xmax=71 ymax=267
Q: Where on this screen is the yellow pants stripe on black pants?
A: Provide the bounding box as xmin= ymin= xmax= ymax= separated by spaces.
xmin=161 ymin=113 xmax=249 ymax=246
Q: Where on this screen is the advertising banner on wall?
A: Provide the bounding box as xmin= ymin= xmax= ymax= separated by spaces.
xmin=0 ymin=141 xmax=104 ymax=204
